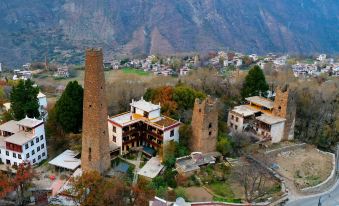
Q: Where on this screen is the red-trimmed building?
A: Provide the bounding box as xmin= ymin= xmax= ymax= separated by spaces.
xmin=108 ymin=97 xmax=181 ymax=155
xmin=0 ymin=117 xmax=47 ymax=166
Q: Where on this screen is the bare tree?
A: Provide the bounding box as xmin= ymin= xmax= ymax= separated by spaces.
xmin=232 ymin=160 xmax=271 ymax=203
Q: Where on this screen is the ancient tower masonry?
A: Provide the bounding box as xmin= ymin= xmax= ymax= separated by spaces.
xmin=190 ymin=96 xmax=218 ymax=153
xmin=81 ymin=48 xmax=111 ymax=174
xmin=273 ymin=85 xmax=296 ymax=141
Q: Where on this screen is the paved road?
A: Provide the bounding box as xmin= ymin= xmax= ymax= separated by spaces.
xmin=287 ymin=180 xmax=339 ymax=206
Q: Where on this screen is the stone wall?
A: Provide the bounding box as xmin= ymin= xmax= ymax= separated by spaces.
xmin=264 ymin=143 xmax=307 ymax=156
xmin=300 ymin=150 xmax=336 ymax=194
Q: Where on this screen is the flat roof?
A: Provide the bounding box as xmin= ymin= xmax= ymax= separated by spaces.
xmin=130 ymin=98 xmax=160 ymax=112
xmin=256 ymin=114 xmax=286 ymax=125
xmin=152 ymin=116 xmax=180 ymax=128
xmin=246 ymin=96 xmax=274 ymax=109
xmin=138 ymin=157 xmax=164 ymax=179
xmin=17 ymin=117 xmax=43 ymax=128
xmin=48 ymin=150 xmax=81 ymax=171
xmin=109 ymin=112 xmax=139 ymax=126
xmin=5 ymin=131 xmax=34 ymax=145
xmin=176 ymin=153 xmax=218 ymax=173
xmin=0 ymin=120 xmax=19 ymax=134
xmin=232 ymin=105 xmax=260 ymax=117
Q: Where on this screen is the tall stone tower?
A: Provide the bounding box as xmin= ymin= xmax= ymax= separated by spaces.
xmin=190 ymin=96 xmax=218 ymax=153
xmin=81 ymin=48 xmax=111 ymax=174
xmin=273 ymin=85 xmax=296 ymax=141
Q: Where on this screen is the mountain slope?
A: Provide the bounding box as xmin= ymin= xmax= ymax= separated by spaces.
xmin=0 ymin=0 xmax=338 ymax=66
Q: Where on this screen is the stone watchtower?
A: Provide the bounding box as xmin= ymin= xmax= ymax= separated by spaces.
xmin=190 ymin=96 xmax=218 ymax=153
xmin=81 ymin=48 xmax=111 ymax=174
xmin=273 ymin=85 xmax=296 ymax=141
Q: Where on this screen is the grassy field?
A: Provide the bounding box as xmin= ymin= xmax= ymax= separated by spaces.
xmin=121 ymin=67 xmax=150 ymax=76
xmin=207 ymin=182 xmax=235 ymax=198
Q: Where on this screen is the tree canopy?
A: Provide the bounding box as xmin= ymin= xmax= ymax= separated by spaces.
xmin=241 ymin=65 xmax=269 ymax=98
xmin=144 ymin=85 xmax=206 ymax=118
xmin=10 ymin=79 xmax=40 ymax=120
xmin=55 ymin=81 xmax=83 ymax=133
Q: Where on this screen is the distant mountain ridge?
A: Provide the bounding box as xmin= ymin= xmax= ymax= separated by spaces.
xmin=0 ymin=0 xmax=338 ymax=66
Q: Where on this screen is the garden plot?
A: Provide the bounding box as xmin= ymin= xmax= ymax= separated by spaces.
xmin=273 ymin=145 xmax=333 ymax=189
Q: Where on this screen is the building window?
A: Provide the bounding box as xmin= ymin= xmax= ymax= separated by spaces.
xmin=236 ymin=117 xmax=239 ymax=122
xmin=113 ymin=126 xmax=116 ymax=133
xmin=6 ymin=151 xmax=9 ymax=156
xmin=230 ymin=123 xmax=233 ymax=128
xmin=170 ymin=130 xmax=174 ymax=137
xmin=231 ymin=115 xmax=234 ymax=120
xmin=14 ymin=162 xmax=17 ymax=166
xmin=32 ymin=150 xmax=35 ymax=155
xmin=33 ymin=159 xmax=36 ymax=163
xmin=208 ymin=123 xmax=212 ymax=129
xmin=89 ymin=147 xmax=92 ymax=161
xmin=36 ymin=137 xmax=39 ymax=143
xmin=209 ymin=131 xmax=212 ymax=136
xmin=13 ymin=153 xmax=16 ymax=158
xmin=199 ymin=109 xmax=201 ymax=112
xmin=235 ymin=125 xmax=238 ymax=130
xmin=37 ymin=146 xmax=40 ymax=152
xmin=31 ymin=141 xmax=34 ymax=146
xmin=38 ymin=155 xmax=41 ymax=160
xmin=25 ymin=144 xmax=28 ymax=149
xmin=40 ymin=135 xmax=43 ymax=140
xmin=113 ymin=136 xmax=116 ymax=142
xmin=26 ymin=153 xmax=30 ymax=158
xmin=18 ymin=154 xmax=22 ymax=159
xmin=41 ymin=144 xmax=44 ymax=149
xmin=42 ymin=152 xmax=46 ymax=157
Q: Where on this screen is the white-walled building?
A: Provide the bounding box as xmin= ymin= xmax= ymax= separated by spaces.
xmin=0 ymin=117 xmax=48 ymax=166
xmin=37 ymin=92 xmax=48 ymax=120
xmin=228 ymin=96 xmax=288 ymax=143
xmin=108 ymin=97 xmax=181 ymax=155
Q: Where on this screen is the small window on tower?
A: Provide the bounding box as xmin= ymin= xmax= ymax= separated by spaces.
xmin=278 ymin=106 xmax=281 ymax=110
xmin=208 ymin=123 xmax=212 ymax=129
xmin=209 ymin=131 xmax=212 ymax=136
xmin=199 ymin=109 xmax=201 ymax=112
xmin=89 ymin=147 xmax=92 ymax=161
xmin=113 ymin=126 xmax=116 ymax=133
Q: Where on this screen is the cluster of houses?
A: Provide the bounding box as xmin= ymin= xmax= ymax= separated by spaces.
xmin=294 ymin=63 xmax=339 ymax=77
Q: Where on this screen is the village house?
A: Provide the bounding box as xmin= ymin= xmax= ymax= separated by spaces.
xmin=179 ymin=66 xmax=191 ymax=76
xmin=13 ymin=70 xmax=32 ymax=81
xmin=175 ymin=152 xmax=221 ymax=177
xmin=0 ymin=117 xmax=48 ymax=166
xmin=228 ymin=87 xmax=296 ymax=143
xmin=317 ymin=54 xmax=327 ymax=61
xmin=108 ymin=97 xmax=181 ymax=156
xmin=54 ymin=67 xmax=69 ymax=78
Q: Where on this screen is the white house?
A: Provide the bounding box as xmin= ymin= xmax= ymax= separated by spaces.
xmin=37 ymin=92 xmax=48 ymax=120
xmin=0 ymin=117 xmax=48 ymax=166
xmin=317 ymin=54 xmax=327 ymax=61
xmin=3 ymin=91 xmax=48 ymax=120
xmin=108 ymin=97 xmax=181 ymax=155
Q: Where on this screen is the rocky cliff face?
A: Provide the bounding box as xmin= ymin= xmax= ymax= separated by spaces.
xmin=0 ymin=0 xmax=338 ymax=66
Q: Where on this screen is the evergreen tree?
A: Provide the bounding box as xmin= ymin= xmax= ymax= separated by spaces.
xmin=241 ymin=65 xmax=269 ymax=98
xmin=10 ymin=79 xmax=40 ymax=120
xmin=55 ymin=81 xmax=84 ymax=133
